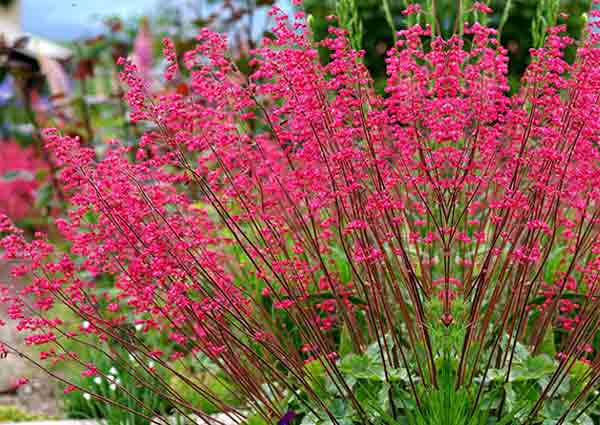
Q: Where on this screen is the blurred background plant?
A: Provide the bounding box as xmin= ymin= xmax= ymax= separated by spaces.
xmin=0 ymin=405 xmax=54 ymax=423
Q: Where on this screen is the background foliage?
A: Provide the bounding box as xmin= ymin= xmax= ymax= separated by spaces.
xmin=303 ymin=0 xmax=592 ymax=92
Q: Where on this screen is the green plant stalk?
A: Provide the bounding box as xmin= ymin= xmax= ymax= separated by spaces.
xmin=382 ymin=0 xmax=398 ymax=43
xmin=497 ymin=0 xmax=512 ymax=40
xmin=337 ymin=0 xmax=364 ymax=51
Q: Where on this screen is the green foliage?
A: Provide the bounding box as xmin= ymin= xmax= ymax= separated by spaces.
xmin=169 ymin=354 xmax=243 ymax=415
xmin=62 ymin=343 xmax=172 ymax=425
xmin=283 ymin=297 xmax=600 ymax=425
xmin=531 ymin=0 xmax=561 ymax=48
xmin=497 ymin=0 xmax=513 ymax=38
xmin=404 ymin=361 xmax=492 ymax=425
xmin=285 ymin=345 xmax=600 ymax=425
xmin=381 ymin=0 xmax=397 ymax=43
xmin=287 ymin=337 xmax=412 ymax=425
xmin=337 ymin=0 xmax=364 ymax=51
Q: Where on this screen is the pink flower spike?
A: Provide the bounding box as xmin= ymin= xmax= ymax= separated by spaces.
xmin=402 ymin=4 xmax=422 ymax=15
xmin=473 ymin=2 xmax=493 ymax=14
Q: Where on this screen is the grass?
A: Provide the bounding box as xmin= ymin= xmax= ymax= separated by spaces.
xmin=0 ymin=405 xmax=55 ymax=423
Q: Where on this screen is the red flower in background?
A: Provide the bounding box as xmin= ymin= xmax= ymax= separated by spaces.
xmin=0 ymin=141 xmax=46 ymax=222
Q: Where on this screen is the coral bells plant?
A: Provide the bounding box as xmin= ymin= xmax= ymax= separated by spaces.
xmin=4 ymin=4 xmax=600 ymax=425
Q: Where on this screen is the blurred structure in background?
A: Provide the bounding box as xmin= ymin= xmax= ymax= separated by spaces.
xmin=0 ymin=0 xmax=73 ymax=133
xmin=0 ymin=0 xmax=72 ymax=59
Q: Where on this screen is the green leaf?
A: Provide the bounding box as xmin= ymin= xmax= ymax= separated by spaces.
xmin=479 ymin=388 xmax=502 ymax=411
xmin=331 ymin=246 xmax=351 ymax=283
xmin=381 ymin=0 xmax=397 ymax=43
xmin=543 ymin=399 xmax=567 ymax=420
xmin=339 ymin=353 xmax=385 ymax=381
xmin=388 ymin=368 xmax=409 ymax=382
xmin=521 ymin=354 xmax=556 ymax=380
xmin=513 ymin=340 xmax=532 ymax=362
xmin=377 ymin=383 xmax=391 ymax=415
xmin=243 ymin=414 xmax=269 ymax=425
xmin=500 ymin=335 xmax=531 ymax=363
xmin=538 ymin=326 xmax=556 ymax=358
xmin=338 ymin=324 xmax=353 ymax=358
xmin=577 ymin=413 xmax=594 ymax=425
xmin=35 ymin=182 xmax=54 ymax=209
xmin=569 ymin=360 xmax=590 ymax=380
xmin=34 ymin=168 xmax=48 ymax=183
xmin=365 ymin=334 xmax=394 ymax=363
xmin=329 ymin=399 xmax=346 ymax=419
xmin=354 ymin=380 xmax=381 ymax=409
xmin=301 ymin=413 xmax=319 ymax=425
xmin=504 ymin=383 xmax=517 ymax=411
xmin=325 ymin=374 xmax=356 ymax=393
xmin=83 ymin=210 xmax=99 ymax=225
xmin=304 ymin=360 xmax=329 ymax=399
xmin=544 ymin=246 xmax=566 ymax=282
